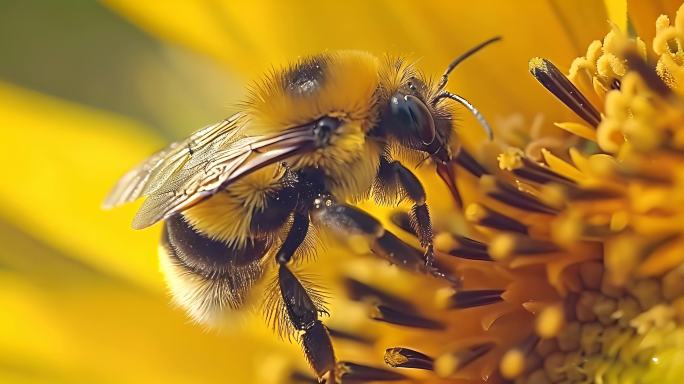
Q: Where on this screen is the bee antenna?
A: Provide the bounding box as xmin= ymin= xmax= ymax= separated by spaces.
xmin=435 ymin=36 xmax=502 ymax=92
xmin=432 ymin=91 xmax=493 ymax=140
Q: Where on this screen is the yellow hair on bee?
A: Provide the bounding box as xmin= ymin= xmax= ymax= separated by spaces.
xmin=181 ymin=164 xmax=285 ymax=246
xmin=321 ymin=139 xmax=383 ymax=202
xmin=244 ymin=50 xmax=385 ymax=202
xmin=158 ymin=244 xmax=244 ymax=326
xmin=246 ymin=50 xmax=380 ymax=131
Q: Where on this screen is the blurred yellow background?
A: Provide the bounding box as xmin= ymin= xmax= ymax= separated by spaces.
xmin=0 ymin=1 xmax=663 ymax=383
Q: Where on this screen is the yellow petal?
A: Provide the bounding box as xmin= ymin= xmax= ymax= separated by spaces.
xmin=541 ymin=148 xmax=588 ymax=183
xmin=103 ymin=0 xmax=610 ymax=149
xmin=604 ymin=0 xmax=627 ymax=32
xmin=0 ymin=217 xmax=301 ymax=383
xmin=0 ymin=81 xmax=163 ymax=289
xmin=554 ymin=121 xmax=598 ymax=141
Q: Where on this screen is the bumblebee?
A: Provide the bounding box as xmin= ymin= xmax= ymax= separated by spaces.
xmin=104 ymin=37 xmax=498 ymax=381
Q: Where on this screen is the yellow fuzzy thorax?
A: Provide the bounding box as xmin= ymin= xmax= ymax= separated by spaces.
xmin=245 ymin=50 xmax=380 ymax=130
xmin=246 ymin=51 xmax=386 ymax=202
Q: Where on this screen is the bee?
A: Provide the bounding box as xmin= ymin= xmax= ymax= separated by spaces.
xmin=103 ymin=37 xmax=499 ymax=381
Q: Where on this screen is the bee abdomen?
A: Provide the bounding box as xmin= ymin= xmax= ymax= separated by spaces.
xmin=163 ymin=214 xmax=267 ymax=277
xmin=159 ymin=214 xmax=267 ymax=324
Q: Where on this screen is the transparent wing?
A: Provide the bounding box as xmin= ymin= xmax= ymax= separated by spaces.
xmin=103 ymin=113 xmax=245 ymax=210
xmin=103 ymin=113 xmax=318 ymax=229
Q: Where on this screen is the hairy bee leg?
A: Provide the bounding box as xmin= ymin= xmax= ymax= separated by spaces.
xmin=278 ymin=263 xmax=336 ymax=379
xmin=311 ymin=197 xmax=449 ymax=280
xmin=273 ymin=212 xmax=336 ymax=379
xmin=377 ymin=158 xmax=435 ymax=267
xmin=275 ymin=211 xmax=310 ymax=264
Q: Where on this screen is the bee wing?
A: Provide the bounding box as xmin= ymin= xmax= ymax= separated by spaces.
xmin=104 ymin=113 xmax=318 ymax=229
xmin=103 ymin=114 xmax=245 ymax=210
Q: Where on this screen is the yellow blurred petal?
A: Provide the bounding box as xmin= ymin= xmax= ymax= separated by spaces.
xmin=628 ymin=0 xmax=683 ymax=58
xmin=103 ymin=0 xmax=610 ymax=150
xmin=638 ymin=236 xmax=684 ymax=277
xmin=604 ymin=0 xmax=627 ymax=32
xmin=0 ymin=81 xmax=164 ymax=290
xmin=0 ymin=218 xmax=300 ymax=384
xmin=554 ymin=121 xmax=598 ymax=141
xmin=541 ymin=148 xmax=588 ymax=183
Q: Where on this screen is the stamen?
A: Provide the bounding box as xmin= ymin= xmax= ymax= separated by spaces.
xmin=499 ymin=349 xmax=526 ymax=379
xmin=500 ymin=335 xmax=540 ymax=379
xmin=529 ymin=57 xmax=602 ymax=127
xmin=480 ymin=175 xmax=560 ymax=215
xmin=327 ymin=327 xmax=374 ymax=345
xmin=624 ymin=51 xmax=671 ymax=97
xmin=455 ymin=148 xmax=490 ymax=177
xmin=447 ymin=235 xmax=493 ymax=261
xmin=370 ymin=304 xmax=445 ymax=330
xmin=384 ymin=347 xmax=434 ymax=370
xmin=507 ymin=155 xmax=577 ymax=188
xmin=489 ymin=233 xmax=560 ymax=260
xmin=344 ymin=278 xmax=415 ymax=313
xmin=434 ymin=342 xmax=496 ymax=377
xmin=336 ymin=361 xmax=406 ymax=381
xmin=535 ymin=304 xmax=566 ymax=339
xmin=466 ymin=203 xmax=529 ymax=234
xmin=442 ymin=289 xmax=505 ymax=309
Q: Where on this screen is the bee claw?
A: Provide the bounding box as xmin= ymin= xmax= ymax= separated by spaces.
xmin=423 ymin=245 xmax=435 ymax=268
xmin=423 ymin=247 xmax=462 ymax=287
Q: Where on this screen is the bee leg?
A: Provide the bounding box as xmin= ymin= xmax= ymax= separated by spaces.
xmin=376 ymin=158 xmax=435 ymax=267
xmin=275 ymin=212 xmax=337 ymax=379
xmin=275 ymin=211 xmax=310 ymax=264
xmin=311 ymin=196 xmax=456 ymax=284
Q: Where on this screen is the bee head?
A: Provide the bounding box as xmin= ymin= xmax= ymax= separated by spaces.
xmin=385 ymin=89 xmax=451 ymax=164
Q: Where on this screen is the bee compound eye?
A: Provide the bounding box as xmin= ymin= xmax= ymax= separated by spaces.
xmin=404 ymin=94 xmax=436 ymax=146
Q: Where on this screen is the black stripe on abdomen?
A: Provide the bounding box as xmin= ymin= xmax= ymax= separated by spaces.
xmin=162 ymin=214 xmax=268 ymax=277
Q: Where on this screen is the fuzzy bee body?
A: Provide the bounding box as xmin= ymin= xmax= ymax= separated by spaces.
xmin=105 ymin=42 xmax=497 ymax=380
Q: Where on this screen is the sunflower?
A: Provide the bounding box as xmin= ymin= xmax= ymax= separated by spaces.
xmin=2 ymin=1 xmax=684 ymax=383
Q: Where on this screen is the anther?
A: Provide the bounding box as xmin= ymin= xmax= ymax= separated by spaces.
xmin=489 ymin=233 xmax=560 ymax=260
xmin=370 ymin=304 xmax=445 ymax=330
xmin=434 ymin=342 xmax=496 ymax=377
xmin=327 ymin=327 xmax=374 ymax=345
xmin=535 ymin=304 xmax=566 ymax=339
xmin=455 ymin=148 xmax=489 ymax=177
xmin=624 ymin=51 xmax=671 ymax=97
xmin=344 ymin=278 xmax=415 ymax=312
xmin=466 ymin=203 xmax=529 ymax=234
xmin=500 ymin=335 xmax=540 ymax=379
xmin=529 ymin=57 xmax=602 ymax=127
xmin=336 ymin=361 xmax=406 ymax=382
xmin=384 ymin=347 xmax=434 ymax=370
xmin=445 ymin=289 xmax=505 ymax=309
xmin=447 ymin=235 xmax=493 ymax=261
xmin=480 ymin=175 xmax=559 ymax=215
